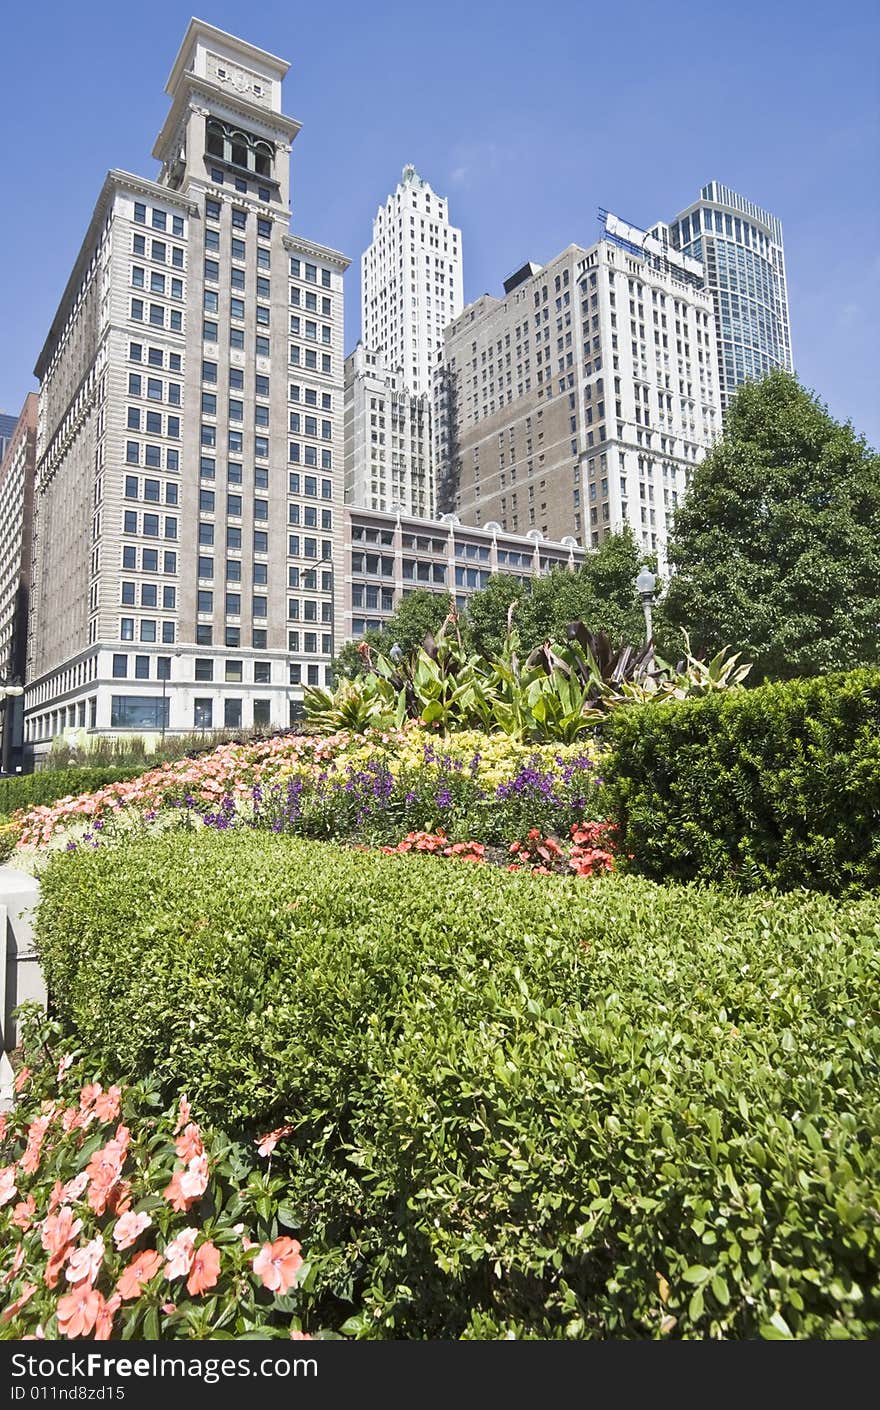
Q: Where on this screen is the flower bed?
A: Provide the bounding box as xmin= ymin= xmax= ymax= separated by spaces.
xmin=0 ymin=1012 xmax=322 ymax=1341
xmin=11 ymin=727 xmax=607 ymax=858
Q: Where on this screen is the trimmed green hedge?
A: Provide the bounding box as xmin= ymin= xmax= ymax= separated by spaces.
xmin=0 ymin=767 xmax=144 ymax=820
xmin=604 ymin=669 xmax=880 ymax=895
xmin=37 ymin=832 xmax=880 ymax=1339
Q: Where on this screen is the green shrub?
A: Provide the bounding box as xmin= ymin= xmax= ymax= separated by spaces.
xmin=604 ymin=668 xmax=880 ymax=895
xmin=37 ymin=832 xmax=880 ymax=1339
xmin=0 ymin=768 xmax=144 ymax=821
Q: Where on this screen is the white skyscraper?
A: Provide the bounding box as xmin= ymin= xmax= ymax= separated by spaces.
xmin=361 ymin=165 xmax=463 ymax=399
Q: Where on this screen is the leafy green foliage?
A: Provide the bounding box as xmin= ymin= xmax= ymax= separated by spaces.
xmin=665 ymin=371 xmax=880 ymax=681
xmin=605 ymin=667 xmax=880 ymax=894
xmin=0 ymin=768 xmax=143 ymax=821
xmin=333 ymin=590 xmax=454 ymax=680
xmin=36 ymin=832 xmax=880 ymax=1338
xmin=465 ymin=527 xmax=654 ymax=659
xmin=308 ymin=614 xmax=750 ymax=742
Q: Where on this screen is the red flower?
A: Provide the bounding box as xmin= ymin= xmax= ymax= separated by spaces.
xmin=1 ymin=1282 xmax=37 ymax=1323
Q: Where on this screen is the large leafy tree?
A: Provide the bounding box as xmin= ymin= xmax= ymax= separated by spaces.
xmin=664 ymin=372 xmax=880 ymax=681
xmin=465 ymin=526 xmax=654 ymax=657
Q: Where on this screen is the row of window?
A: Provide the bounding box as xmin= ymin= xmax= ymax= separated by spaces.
xmin=202 ymin=322 xmax=270 ymax=355
xmin=201 ymin=393 xmax=269 ymax=425
xmin=197 ymin=558 xmax=267 ymax=583
xmin=132 ymin=267 xmax=183 ymax=299
xmin=131 ymin=299 xmax=182 ymax=331
xmin=205 ymin=199 xmax=271 ymax=238
xmin=132 ymin=234 xmax=184 ymax=267
xmin=133 ymin=203 xmax=185 ymax=237
xmin=204 ymin=290 xmax=270 ymax=324
xmin=204 ymin=231 xmax=270 ymax=267
xmin=200 ymin=426 xmax=271 ymax=457
xmin=198 ymin=525 xmax=270 ymax=553
xmin=202 ymin=363 xmax=270 ymax=396
xmin=289 ymin=346 xmax=333 ymax=374
xmin=128 ymin=374 xmax=180 ymax=402
xmin=290 ymin=258 xmax=332 ymax=288
xmin=120 ymin=583 xmax=176 ymax=609
xmin=121 ymin=546 xmax=177 ymax=574
xmin=199 ymin=459 xmax=269 ymax=488
xmin=120 ymin=618 xmax=176 ymax=643
xmin=196 ymin=591 xmax=269 ymax=618
xmin=129 ymin=343 xmax=181 ymax=371
xmin=126 ymin=412 xmax=180 ymax=438
xmin=204 ymin=260 xmax=270 ymax=296
xmin=122 ymin=512 xmax=178 ymax=538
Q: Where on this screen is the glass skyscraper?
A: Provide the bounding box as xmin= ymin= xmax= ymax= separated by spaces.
xmin=668 ymin=182 xmax=792 ymax=412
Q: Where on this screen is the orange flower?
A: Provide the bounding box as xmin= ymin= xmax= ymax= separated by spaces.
xmin=56 ymin=1053 xmax=75 ymax=1084
xmin=186 ymin=1240 xmax=221 ymax=1297
xmin=92 ymin=1085 xmax=122 ymax=1124
xmin=116 ymin=1249 xmax=162 ymax=1302
xmin=13 ymin=1065 xmax=31 ymax=1093
xmin=174 ymin=1123 xmax=204 ymax=1163
xmin=253 ymin=1237 xmax=303 ymax=1294
xmin=79 ymin=1082 xmax=102 ymax=1113
xmin=44 ymin=1250 xmax=71 ymax=1290
xmin=12 ymin=1196 xmax=36 ymax=1232
xmin=41 ymin=1207 xmax=83 ymax=1257
xmin=1 ymin=1282 xmax=36 ymax=1323
xmin=57 ymin=1286 xmax=102 ymax=1339
xmin=20 ymin=1116 xmax=51 ymax=1175
xmin=61 ymin=1172 xmax=89 ymax=1204
xmin=94 ymin=1292 xmax=121 ymax=1341
xmin=290 ymin=1329 xmax=313 ymax=1340
xmin=256 ymin=1124 xmax=295 ymax=1159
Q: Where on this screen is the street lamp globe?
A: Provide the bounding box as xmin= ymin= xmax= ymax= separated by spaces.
xmin=636 ymin=568 xmax=656 ymax=598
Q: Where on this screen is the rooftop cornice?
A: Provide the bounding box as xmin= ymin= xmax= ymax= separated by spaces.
xmin=34 ymin=171 xmax=198 ymax=381
xmin=283 ymin=233 xmax=350 ymax=272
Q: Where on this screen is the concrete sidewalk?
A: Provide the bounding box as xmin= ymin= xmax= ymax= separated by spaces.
xmin=0 ymin=866 xmax=45 ymax=1105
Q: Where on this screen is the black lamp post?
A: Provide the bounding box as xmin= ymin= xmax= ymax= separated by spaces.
xmin=0 ymin=673 xmax=25 ymax=773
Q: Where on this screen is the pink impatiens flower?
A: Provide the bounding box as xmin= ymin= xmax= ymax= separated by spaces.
xmin=253 ymin=1237 xmax=303 ymax=1294
xmin=113 ymin=1210 xmax=152 ymax=1251
xmin=65 ymin=1235 xmax=104 ymax=1288
xmin=256 ymin=1124 xmax=295 ymax=1159
xmin=116 ymin=1250 xmax=162 ymax=1302
xmin=92 ymin=1085 xmax=122 ymax=1124
xmin=0 ymin=1165 xmax=17 ymax=1208
xmin=57 ymin=1286 xmax=102 ymax=1338
xmin=163 ymin=1228 xmax=197 ymax=1281
xmin=186 ymin=1240 xmax=221 ymax=1297
xmin=174 ymin=1123 xmax=204 ymax=1164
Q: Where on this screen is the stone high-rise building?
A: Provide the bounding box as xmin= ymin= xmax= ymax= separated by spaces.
xmin=343 ymin=343 xmax=432 ymax=517
xmin=361 ymin=165 xmax=463 ymax=399
xmin=0 ymin=394 xmax=37 ymax=771
xmin=25 ymin=20 xmax=349 ymax=759
xmin=435 ymin=216 xmax=722 ymax=563
xmin=668 ymin=182 xmax=792 ymax=412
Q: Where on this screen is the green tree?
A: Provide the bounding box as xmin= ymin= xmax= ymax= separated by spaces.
xmin=665 ymin=371 xmax=880 ymax=681
xmin=333 ymin=590 xmax=453 ymax=679
xmin=464 ymin=526 xmax=654 ymax=657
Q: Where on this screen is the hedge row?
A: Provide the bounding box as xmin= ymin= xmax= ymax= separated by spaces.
xmin=0 ymin=767 xmax=144 ymax=820
xmin=36 ymin=832 xmax=880 ymax=1339
xmin=604 ymin=668 xmax=880 ymax=895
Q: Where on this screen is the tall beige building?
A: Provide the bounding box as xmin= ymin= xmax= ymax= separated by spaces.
xmin=436 ymin=216 xmax=721 ymax=563
xmin=343 ymin=343 xmax=432 ymax=517
xmin=0 ymin=394 xmax=37 ymax=770
xmin=25 ymin=21 xmax=349 ymax=758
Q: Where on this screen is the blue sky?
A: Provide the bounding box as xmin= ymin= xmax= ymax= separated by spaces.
xmin=1 ymin=0 xmax=877 ymax=447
